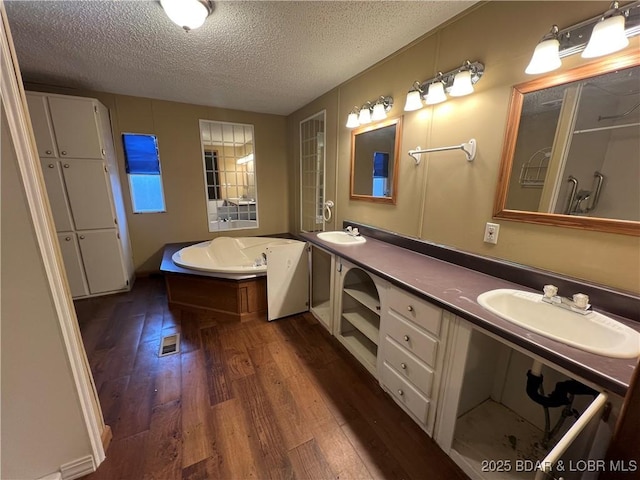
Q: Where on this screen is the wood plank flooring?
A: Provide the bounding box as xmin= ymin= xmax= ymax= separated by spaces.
xmin=77 ymin=276 xmax=467 ymax=480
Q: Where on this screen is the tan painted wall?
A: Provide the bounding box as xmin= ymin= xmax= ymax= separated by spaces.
xmin=288 ymin=1 xmax=640 ymax=294
xmin=1 ymin=103 xmax=92 ymax=478
xmin=24 ymin=87 xmax=289 ymax=272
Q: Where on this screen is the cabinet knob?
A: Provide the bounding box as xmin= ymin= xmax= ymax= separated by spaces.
xmin=48 ymin=164 xmax=54 ymax=168
xmin=65 ymin=236 xmax=71 ymax=241
xmin=407 ymin=305 xmax=414 ymax=312
xmin=398 ymin=389 xmax=404 ymax=396
xmin=61 ymin=151 xmax=67 ymax=156
xmin=79 ymin=235 xmax=85 ymax=239
xmin=63 ymin=164 xmax=70 ymax=168
xmin=45 ymin=150 xmax=52 ymax=155
xmin=400 ymin=363 xmax=407 ymax=370
xmin=403 ymin=335 xmax=410 ymax=342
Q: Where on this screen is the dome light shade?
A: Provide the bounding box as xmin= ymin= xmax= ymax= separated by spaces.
xmin=449 ymin=70 xmax=474 ymax=97
xmin=425 ymin=81 xmax=447 ymax=105
xmin=525 ymin=38 xmax=561 ymax=74
xmin=161 ymin=0 xmax=212 ymax=31
xmin=371 ymin=102 xmax=387 ymax=121
xmin=346 ymin=112 xmax=359 ymax=128
xmin=404 ymin=89 xmax=423 ymax=111
xmin=358 ymin=107 xmax=372 ymax=125
xmin=582 ymin=14 xmax=629 ymax=58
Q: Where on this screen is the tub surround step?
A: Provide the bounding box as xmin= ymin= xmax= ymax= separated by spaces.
xmin=164 ymin=273 xmax=267 ymax=322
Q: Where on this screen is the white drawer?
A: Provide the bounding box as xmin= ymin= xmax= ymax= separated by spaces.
xmin=386 ymin=311 xmax=438 ymax=367
xmin=382 ymin=363 xmax=430 ymax=425
xmin=384 ymin=336 xmax=434 ymax=397
xmin=387 ymin=287 xmax=441 ymax=337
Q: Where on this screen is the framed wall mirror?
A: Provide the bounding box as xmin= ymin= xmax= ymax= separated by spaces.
xmin=494 ymin=51 xmax=639 ymax=236
xmin=350 ymin=116 xmax=402 ymax=204
xmin=199 ymin=120 xmax=258 ymax=232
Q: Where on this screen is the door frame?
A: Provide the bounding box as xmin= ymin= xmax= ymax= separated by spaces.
xmin=1 ymin=2 xmax=106 ymax=468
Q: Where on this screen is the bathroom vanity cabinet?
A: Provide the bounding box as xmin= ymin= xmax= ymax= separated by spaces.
xmin=334 ymin=258 xmax=387 ymax=377
xmin=435 ymin=318 xmax=617 ymax=480
xmin=379 ymin=287 xmax=450 ymax=436
xmin=304 ymin=233 xmax=628 ymax=480
xmin=27 ymin=92 xmax=134 ymax=298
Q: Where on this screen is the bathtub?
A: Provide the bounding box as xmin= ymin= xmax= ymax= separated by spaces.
xmin=172 ymin=236 xmax=301 ymax=275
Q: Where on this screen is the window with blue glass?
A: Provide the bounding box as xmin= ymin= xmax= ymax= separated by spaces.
xmin=122 ymin=133 xmax=166 ymax=213
xmin=372 ymin=151 xmax=389 ymax=197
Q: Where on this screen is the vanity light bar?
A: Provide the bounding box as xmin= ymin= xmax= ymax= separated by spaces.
xmin=403 ymin=60 xmax=485 ymax=112
xmin=346 ymin=96 xmax=393 ymax=129
xmin=526 ymin=1 xmax=640 ymax=74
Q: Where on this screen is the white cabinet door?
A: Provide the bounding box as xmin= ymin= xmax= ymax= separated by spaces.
xmin=77 ymin=230 xmax=127 ymax=294
xmin=266 ymin=242 xmax=309 ymax=321
xmin=61 ymin=159 xmax=115 ymax=230
xmin=57 ymin=232 xmax=89 ymax=298
xmin=39 ymin=159 xmax=74 ymax=232
xmin=26 ymin=93 xmax=57 ymax=158
xmin=48 ymin=96 xmax=103 ymax=159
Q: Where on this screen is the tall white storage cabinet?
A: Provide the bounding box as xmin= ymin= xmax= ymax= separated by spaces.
xmin=27 ymin=91 xmax=134 ymax=298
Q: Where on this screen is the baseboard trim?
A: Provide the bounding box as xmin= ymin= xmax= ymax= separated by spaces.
xmin=101 ymin=424 xmax=113 ymax=452
xmin=60 ymin=455 xmax=96 ymax=480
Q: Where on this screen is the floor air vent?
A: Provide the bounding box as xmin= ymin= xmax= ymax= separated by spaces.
xmin=159 ymin=333 xmax=180 ymax=357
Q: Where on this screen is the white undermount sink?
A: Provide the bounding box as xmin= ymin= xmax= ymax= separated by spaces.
xmin=477 ymin=289 xmax=640 ymax=358
xmin=317 ymin=231 xmax=366 ymax=245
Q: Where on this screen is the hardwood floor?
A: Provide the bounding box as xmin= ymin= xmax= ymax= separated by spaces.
xmin=77 ymin=276 xmax=467 ymax=480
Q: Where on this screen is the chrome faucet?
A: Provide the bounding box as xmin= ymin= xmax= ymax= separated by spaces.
xmin=345 ymin=226 xmax=360 ymax=236
xmin=541 ymin=285 xmax=591 ymax=315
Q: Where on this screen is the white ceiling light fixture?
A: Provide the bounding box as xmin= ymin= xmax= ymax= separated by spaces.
xmin=525 ymin=25 xmax=561 ymax=75
xmin=346 ymin=96 xmax=393 ymax=129
xmin=583 ymin=3 xmax=629 ymax=58
xmin=525 ymin=1 xmax=640 ymax=75
xmin=371 ymin=96 xmax=393 ymax=121
xmin=449 ymin=69 xmax=474 ymax=97
xmin=160 ymin=0 xmax=214 ymax=32
xmin=404 ymin=82 xmax=424 ymax=111
xmin=424 ymin=79 xmax=447 ymax=105
xmin=403 ymin=61 xmax=484 ymax=111
xmin=358 ymin=102 xmax=373 ymax=125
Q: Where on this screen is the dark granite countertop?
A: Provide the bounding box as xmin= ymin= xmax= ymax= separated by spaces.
xmin=301 ymin=232 xmax=640 ymax=397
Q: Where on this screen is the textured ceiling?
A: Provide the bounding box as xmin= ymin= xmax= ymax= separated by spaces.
xmin=5 ymin=0 xmax=475 ymax=115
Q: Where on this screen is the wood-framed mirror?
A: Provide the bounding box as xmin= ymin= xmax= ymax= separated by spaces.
xmin=494 ymin=50 xmax=639 ymax=236
xmin=350 ymin=116 xmax=402 ymax=204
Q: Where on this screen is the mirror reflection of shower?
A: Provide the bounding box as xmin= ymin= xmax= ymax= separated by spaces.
xmin=564 ymin=171 xmax=604 ymax=215
xmin=199 ymin=120 xmax=258 ymax=232
xmin=505 ymin=64 xmax=639 ymax=223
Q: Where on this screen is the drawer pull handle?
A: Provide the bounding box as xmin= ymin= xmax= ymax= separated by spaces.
xmin=398 ymin=389 xmax=404 ymax=396
xmin=45 ymin=150 xmax=52 ymax=155
xmin=79 ymin=235 xmax=85 ymax=240
xmin=407 ymin=305 xmax=414 ymax=312
xmin=48 ymin=164 xmax=54 ymax=168
xmin=63 ymin=164 xmax=70 ymax=168
xmin=400 ymin=363 xmax=407 ymax=370
xmin=403 ymin=335 xmax=410 ymax=342
xmin=61 ymin=150 xmax=67 ymax=156
xmin=65 ymin=236 xmax=71 ymax=241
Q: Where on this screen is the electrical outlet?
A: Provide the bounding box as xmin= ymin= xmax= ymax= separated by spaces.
xmin=484 ymin=222 xmax=500 ymax=244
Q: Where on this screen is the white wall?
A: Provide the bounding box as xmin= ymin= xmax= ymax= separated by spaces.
xmin=1 ymin=97 xmax=93 ymax=478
